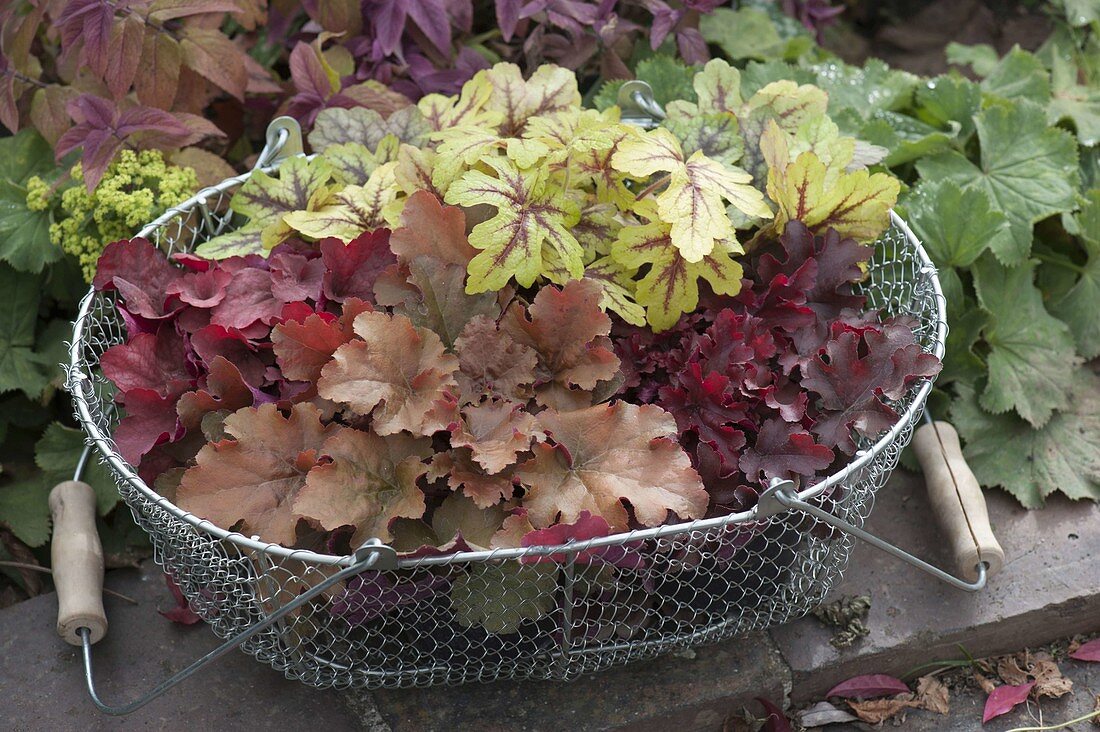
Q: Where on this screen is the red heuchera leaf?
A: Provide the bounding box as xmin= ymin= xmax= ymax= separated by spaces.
xmin=453 ymin=315 xmax=539 ymax=404
xmin=1070 ymin=639 xmax=1100 ymax=662
xmin=739 ymin=417 xmax=834 ymax=482
xmin=802 ymin=324 xmax=941 ymax=453
xmin=756 ymin=697 xmax=794 ymax=732
xmin=321 ymin=230 xmax=398 ymax=303
xmin=271 ymin=299 xmax=373 ymax=383
xmin=501 ymin=279 xmax=620 ymax=408
xmin=269 ymin=251 xmax=325 ymax=302
xmin=166 ymin=267 xmax=233 ymax=308
xmin=189 ymin=325 xmax=267 ymax=387
xmin=176 ymin=356 xmax=261 ymax=430
xmin=114 ymin=387 xmax=186 ymax=466
xmin=294 ymin=427 xmax=432 ymax=546
xmin=210 ymin=267 xmax=286 ymax=330
xmin=159 ymin=573 xmax=202 ymax=626
xmin=520 ymin=511 xmax=645 ymax=569
xmin=317 ymin=310 xmax=459 ymax=435
xmin=516 ymin=402 xmax=708 ymax=531
xmin=94 ymin=238 xmax=185 ymax=319
xmin=176 ymin=403 xmax=337 ymax=546
xmin=99 ymin=326 xmax=193 ymax=396
xmin=658 ymin=362 xmax=749 ymax=475
xmin=827 ymin=674 xmax=911 ymax=700
xmin=983 ymin=681 xmax=1035 ymax=724
xmin=388 ymin=190 xmax=477 ymax=266
xmin=449 ymin=399 xmax=543 ymax=474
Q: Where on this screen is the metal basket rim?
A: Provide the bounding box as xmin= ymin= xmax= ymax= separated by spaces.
xmin=66 ymin=168 xmax=946 ymax=570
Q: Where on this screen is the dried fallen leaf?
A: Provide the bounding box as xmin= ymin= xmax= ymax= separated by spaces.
xmin=1031 ymin=655 xmax=1073 ymax=699
xmin=798 ymin=700 xmax=858 ymax=727
xmin=846 ymin=694 xmax=917 ymax=724
xmin=973 ymin=671 xmax=997 ymax=694
xmin=914 ymin=675 xmax=950 ymax=715
xmin=996 ymin=653 xmax=1031 ymax=686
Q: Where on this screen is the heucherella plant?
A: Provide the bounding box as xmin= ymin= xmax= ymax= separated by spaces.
xmin=200 ymin=60 xmax=899 ymax=331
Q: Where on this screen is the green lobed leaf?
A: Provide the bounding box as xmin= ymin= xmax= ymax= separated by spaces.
xmin=450 ymin=561 xmax=557 ymax=634
xmin=0 ymin=474 xmax=52 ymax=547
xmin=971 ymin=254 xmax=1080 ymax=427
xmin=632 ymin=55 xmax=697 ymax=108
xmin=906 ymin=180 xmax=1012 ymax=268
xmin=1048 ymin=190 xmax=1100 ymax=358
xmin=914 ymin=73 xmax=980 ymax=139
xmin=739 ymin=61 xmax=816 ymax=99
xmin=1048 ymin=54 xmax=1100 ymax=147
xmin=915 ymin=100 xmax=1079 ymax=265
xmin=946 ymin=42 xmax=999 ymax=77
xmin=35 ymin=422 xmax=120 ymax=515
xmin=700 ymin=7 xmax=787 ymax=62
xmin=951 ymin=371 xmax=1100 ymax=508
xmin=0 ymin=264 xmax=49 ymax=399
xmin=981 ymin=47 xmax=1051 ymax=105
xmin=0 ymin=129 xmax=63 ymax=273
xmin=809 ymin=59 xmax=919 ymax=119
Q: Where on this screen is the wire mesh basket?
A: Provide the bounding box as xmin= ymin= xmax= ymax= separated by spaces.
xmin=65 ymin=129 xmax=946 ymax=692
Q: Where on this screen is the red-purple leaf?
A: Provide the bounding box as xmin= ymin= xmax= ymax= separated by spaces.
xmin=756 ymin=697 xmax=794 ymax=732
xmin=1069 ymin=638 xmax=1100 ymax=662
xmin=827 ymin=674 xmax=911 ymax=700
xmin=159 ymin=573 xmax=202 ymax=626
xmin=982 ymin=681 xmax=1035 ymax=724
xmin=321 ymin=230 xmax=397 ymax=304
xmin=94 ymin=238 xmax=185 ymax=319
xmin=740 ymin=417 xmax=834 ymax=482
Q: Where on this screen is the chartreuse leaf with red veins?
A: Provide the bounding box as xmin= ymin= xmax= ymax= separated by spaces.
xmin=738 ymin=80 xmax=829 ymax=185
xmin=283 ymin=162 xmax=397 ymax=242
xmin=309 ymin=106 xmax=430 ymax=153
xmin=611 ymin=207 xmax=744 ymax=331
xmin=761 ymin=120 xmax=900 ymax=242
xmin=582 ymin=257 xmax=647 ymax=327
xmin=971 ymin=253 xmax=1080 ymax=427
xmin=483 ymin=63 xmax=581 ymax=136
xmin=318 ymin=310 xmax=459 ymax=436
xmin=322 ymin=135 xmax=399 ymax=186
xmin=500 ymin=279 xmax=620 ymax=409
xmin=515 ymin=402 xmax=708 ymax=531
xmin=951 ymin=372 xmax=1100 ymax=508
xmin=445 ymin=157 xmax=583 ymax=292
xmin=294 ymin=427 xmax=432 ymax=546
xmin=418 ymin=69 xmax=498 ymax=131
xmin=661 ymin=60 xmax=745 ymax=167
xmin=176 ymin=403 xmax=337 ymax=547
xmin=612 ymin=127 xmax=771 ymax=262
xmin=196 ymin=156 xmax=335 ymax=259
xmin=915 ymin=100 xmax=1079 ymax=265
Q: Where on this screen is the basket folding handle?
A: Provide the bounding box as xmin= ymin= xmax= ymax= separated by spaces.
xmin=759 ymin=418 xmax=1004 ymax=592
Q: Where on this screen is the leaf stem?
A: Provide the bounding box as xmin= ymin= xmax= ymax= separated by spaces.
xmin=1005 ymin=708 xmax=1100 ymax=731
xmin=635 ymin=174 xmax=671 ymax=202
xmin=1032 ymin=252 xmax=1086 ymax=275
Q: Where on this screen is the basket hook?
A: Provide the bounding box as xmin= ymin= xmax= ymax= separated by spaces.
xmin=253 ymin=116 xmax=304 ymax=171
xmin=617 ymin=80 xmax=666 ymax=128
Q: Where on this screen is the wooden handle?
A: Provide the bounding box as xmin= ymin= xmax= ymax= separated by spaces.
xmin=913 ymin=422 xmax=1005 ymax=582
xmin=49 ymin=481 xmax=107 ymax=646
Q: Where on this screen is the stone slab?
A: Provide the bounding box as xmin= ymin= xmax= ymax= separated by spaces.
xmin=366 ymin=633 xmax=791 ymax=732
xmin=771 ymin=470 xmax=1100 ymax=704
xmin=0 ymin=562 xmax=378 ymax=732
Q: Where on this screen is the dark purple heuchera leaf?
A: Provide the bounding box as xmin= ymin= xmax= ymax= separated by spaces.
xmin=331 ymin=571 xmax=450 ymax=626
xmin=613 ymin=223 xmax=941 ymax=509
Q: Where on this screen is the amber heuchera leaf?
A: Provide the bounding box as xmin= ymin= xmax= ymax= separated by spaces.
xmin=450 ymin=399 xmax=543 ymax=474
xmin=388 ymin=190 xmax=477 ymax=266
xmin=176 ymin=403 xmax=337 ymax=546
xmin=501 ymin=279 xmax=619 ymax=408
xmin=272 ymin=299 xmax=373 ymax=383
xmin=318 ymin=311 xmax=459 ymax=435
xmin=294 ymin=427 xmax=432 ymax=545
xmin=453 ymin=315 xmax=538 ymax=404
xmin=515 ymin=402 xmax=708 ymax=531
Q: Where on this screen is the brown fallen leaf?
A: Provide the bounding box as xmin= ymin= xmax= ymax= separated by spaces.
xmin=1031 ymin=655 xmax=1073 ymax=699
xmin=973 ymin=671 xmax=997 ymax=694
xmin=847 ymin=694 xmax=918 ymax=724
xmin=915 ymin=675 xmax=950 ymax=715
xmin=996 ymin=653 xmax=1031 ymax=686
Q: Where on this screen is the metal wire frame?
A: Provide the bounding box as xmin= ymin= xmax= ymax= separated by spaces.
xmin=65 ymin=160 xmax=946 ymax=689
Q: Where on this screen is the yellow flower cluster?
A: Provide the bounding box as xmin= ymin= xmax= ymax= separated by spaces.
xmin=35 ymin=150 xmax=198 ymax=282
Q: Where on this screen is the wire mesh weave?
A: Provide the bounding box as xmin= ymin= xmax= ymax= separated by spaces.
xmin=66 ymin=164 xmax=945 ymax=689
